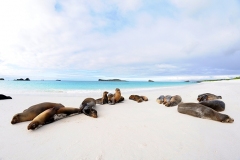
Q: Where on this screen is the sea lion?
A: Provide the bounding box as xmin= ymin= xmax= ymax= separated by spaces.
xmin=162 ymin=95 xmax=172 ymax=105
xmin=107 ymin=93 xmax=114 ymax=104
xmin=80 ymin=98 xmax=97 ymax=118
xmin=0 ymin=94 xmax=12 ymax=100
xmin=96 ymin=91 xmax=109 ymax=105
xmin=129 ymin=95 xmax=148 ymax=103
xmin=112 ymin=88 xmax=121 ymax=104
xmin=164 ymin=95 xmax=182 ymax=107
xmin=27 ymin=107 xmax=59 ymax=130
xmin=197 ymin=93 xmax=222 ymax=102
xmin=178 ymin=103 xmax=234 ymax=123
xmin=199 ymin=100 xmax=225 ymax=112
xmin=156 ymin=95 xmax=165 ymax=104
xmin=11 ymin=102 xmax=65 ymax=124
xmin=129 ymin=95 xmax=143 ymax=103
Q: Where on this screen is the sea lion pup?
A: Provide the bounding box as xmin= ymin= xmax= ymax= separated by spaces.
xmin=80 ymin=98 xmax=98 ymax=118
xmin=27 ymin=107 xmax=59 ymax=130
xmin=197 ymin=93 xmax=222 ymax=102
xmin=0 ymin=94 xmax=12 ymax=100
xmin=162 ymin=95 xmax=172 ymax=105
xmin=129 ymin=95 xmax=143 ymax=103
xmin=178 ymin=103 xmax=234 ymax=123
xmin=164 ymin=95 xmax=182 ymax=107
xmin=199 ymin=100 xmax=225 ymax=112
xmin=96 ymin=91 xmax=109 ymax=105
xmin=156 ymin=95 xmax=165 ymax=104
xmin=11 ymin=102 xmax=65 ymax=124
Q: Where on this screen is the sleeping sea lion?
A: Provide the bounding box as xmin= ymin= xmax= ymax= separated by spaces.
xmin=0 ymin=94 xmax=12 ymax=100
xmin=197 ymin=93 xmax=222 ymax=102
xmin=129 ymin=95 xmax=148 ymax=103
xmin=11 ymin=102 xmax=65 ymax=124
xmin=164 ymin=95 xmax=182 ymax=107
xmin=129 ymin=95 xmax=143 ymax=103
xmin=80 ymin=98 xmax=97 ymax=118
xmin=27 ymin=107 xmax=59 ymax=130
xmin=156 ymin=95 xmax=165 ymax=104
xmin=178 ymin=103 xmax=234 ymax=123
xmin=199 ymin=100 xmax=225 ymax=112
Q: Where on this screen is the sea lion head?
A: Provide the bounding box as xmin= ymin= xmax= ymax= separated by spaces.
xmin=27 ymin=121 xmax=40 ymax=130
xmin=197 ymin=95 xmax=208 ymax=102
xmin=115 ymin=88 xmax=120 ymax=92
xmin=103 ymin=91 xmax=108 ymax=95
xmin=11 ymin=113 xmax=21 ymax=124
xmin=221 ymin=115 xmax=234 ymax=123
xmin=129 ymin=95 xmax=135 ymax=100
xmin=156 ymin=95 xmax=164 ymax=104
xmin=89 ymin=109 xmax=98 ymax=118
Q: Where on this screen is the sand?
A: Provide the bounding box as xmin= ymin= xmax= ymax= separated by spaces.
xmin=1 ymin=80 xmax=240 ymax=160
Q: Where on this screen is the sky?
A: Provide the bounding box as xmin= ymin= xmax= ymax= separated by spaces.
xmin=0 ymin=0 xmax=240 ymax=81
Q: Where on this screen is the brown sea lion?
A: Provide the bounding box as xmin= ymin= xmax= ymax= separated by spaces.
xmin=199 ymin=100 xmax=225 ymax=112
xmin=27 ymin=107 xmax=59 ymax=130
xmin=129 ymin=95 xmax=143 ymax=103
xmin=197 ymin=93 xmax=222 ymax=102
xmin=96 ymin=91 xmax=109 ymax=105
xmin=80 ymin=98 xmax=97 ymax=118
xmin=178 ymin=103 xmax=234 ymax=123
xmin=156 ymin=95 xmax=165 ymax=104
xmin=11 ymin=102 xmax=65 ymax=124
xmin=129 ymin=95 xmax=148 ymax=103
xmin=112 ymin=88 xmax=121 ymax=104
xmin=164 ymin=95 xmax=182 ymax=107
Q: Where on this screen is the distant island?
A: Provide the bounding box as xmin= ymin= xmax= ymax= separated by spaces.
xmin=148 ymin=80 xmax=154 ymax=82
xmin=14 ymin=78 xmax=30 ymax=81
xmin=98 ymin=79 xmax=127 ymax=82
xmin=0 ymin=78 xmax=4 ymax=80
xmin=56 ymin=79 xmax=61 ymax=81
xmin=198 ymin=76 xmax=240 ymax=83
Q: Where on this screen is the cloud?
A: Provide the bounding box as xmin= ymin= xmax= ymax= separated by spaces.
xmin=0 ymin=0 xmax=240 ymax=80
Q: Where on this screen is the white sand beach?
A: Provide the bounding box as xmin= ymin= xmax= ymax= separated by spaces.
xmin=1 ymin=80 xmax=240 ymax=160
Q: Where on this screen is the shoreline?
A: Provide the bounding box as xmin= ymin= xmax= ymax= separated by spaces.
xmin=1 ymin=80 xmax=240 ymax=159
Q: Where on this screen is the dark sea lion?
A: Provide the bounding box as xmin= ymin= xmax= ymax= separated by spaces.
xmin=27 ymin=107 xmax=59 ymax=130
xmin=0 ymin=94 xmax=12 ymax=100
xmin=156 ymin=95 xmax=165 ymax=104
xmin=107 ymin=93 xmax=114 ymax=104
xmin=199 ymin=100 xmax=225 ymax=112
xmin=178 ymin=103 xmax=234 ymax=123
xmin=11 ymin=102 xmax=65 ymax=124
xmin=164 ymin=95 xmax=182 ymax=107
xmin=80 ymin=98 xmax=97 ymax=118
xmin=96 ymin=91 xmax=109 ymax=105
xmin=118 ymin=96 xmax=124 ymax=103
xmin=197 ymin=93 xmax=222 ymax=102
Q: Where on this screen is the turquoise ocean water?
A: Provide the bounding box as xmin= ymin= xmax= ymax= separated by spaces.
xmin=0 ymin=80 xmax=194 ymax=95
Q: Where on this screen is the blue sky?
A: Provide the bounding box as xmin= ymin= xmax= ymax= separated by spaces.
xmin=0 ymin=0 xmax=240 ymax=81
